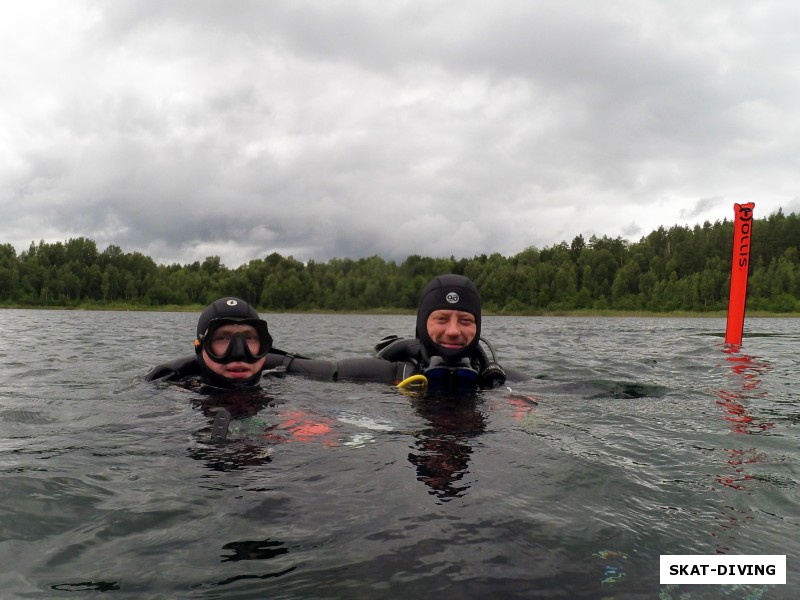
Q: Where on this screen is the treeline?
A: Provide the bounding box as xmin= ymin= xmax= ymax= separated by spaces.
xmin=1 ymin=210 xmax=799 ymax=313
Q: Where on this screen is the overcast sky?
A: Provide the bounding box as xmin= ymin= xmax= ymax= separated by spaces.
xmin=2 ymin=1 xmax=799 ymax=267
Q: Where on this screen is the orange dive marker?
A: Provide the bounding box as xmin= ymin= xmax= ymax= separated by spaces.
xmin=725 ymin=202 xmax=755 ymax=346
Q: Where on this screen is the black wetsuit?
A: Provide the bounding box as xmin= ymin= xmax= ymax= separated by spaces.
xmin=145 ymin=338 xmax=525 ymax=390
xmin=144 ymin=349 xmax=415 ymax=385
xmin=373 ymin=335 xmax=528 ymax=388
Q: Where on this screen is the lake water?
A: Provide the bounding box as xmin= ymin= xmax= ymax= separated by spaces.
xmin=0 ymin=309 xmax=797 ymax=599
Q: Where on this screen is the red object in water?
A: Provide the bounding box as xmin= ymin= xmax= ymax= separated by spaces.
xmin=725 ymin=203 xmax=755 ymax=345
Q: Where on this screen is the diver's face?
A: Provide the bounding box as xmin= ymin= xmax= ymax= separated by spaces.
xmin=201 ymin=323 xmax=267 ymax=380
xmin=426 ymin=310 xmax=477 ymax=350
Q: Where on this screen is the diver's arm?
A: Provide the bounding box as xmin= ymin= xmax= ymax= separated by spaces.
xmin=336 ymin=357 xmax=417 ymax=383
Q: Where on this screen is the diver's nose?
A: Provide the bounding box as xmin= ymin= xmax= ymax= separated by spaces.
xmin=444 ymin=315 xmax=460 ymax=336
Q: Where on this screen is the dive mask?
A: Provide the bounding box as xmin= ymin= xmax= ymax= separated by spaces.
xmin=196 ymin=318 xmax=272 ymax=364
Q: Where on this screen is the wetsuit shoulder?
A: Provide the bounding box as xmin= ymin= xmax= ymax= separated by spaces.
xmin=145 ymin=355 xmax=200 ymax=381
xmin=375 ymin=336 xmax=425 ymax=364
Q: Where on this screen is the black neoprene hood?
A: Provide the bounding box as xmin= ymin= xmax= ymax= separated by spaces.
xmin=194 ymin=297 xmax=271 ymax=389
xmin=197 ymin=297 xmax=261 ymax=337
xmin=415 ymin=274 xmax=482 ymax=360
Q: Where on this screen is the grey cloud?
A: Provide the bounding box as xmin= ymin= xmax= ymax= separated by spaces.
xmin=1 ymin=1 xmax=798 ymax=267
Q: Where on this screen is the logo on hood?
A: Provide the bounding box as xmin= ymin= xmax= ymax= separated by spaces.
xmin=446 ymin=292 xmax=459 ymax=304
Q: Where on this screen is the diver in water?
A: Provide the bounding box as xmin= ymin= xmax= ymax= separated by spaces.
xmin=146 ymin=283 xmax=526 ymax=393
xmin=375 ymin=274 xmax=525 ymax=390
xmin=147 ymin=297 xmax=338 ymax=449
xmin=145 ymin=295 xmax=393 ymax=387
xmin=145 ymin=297 xmax=278 ymax=389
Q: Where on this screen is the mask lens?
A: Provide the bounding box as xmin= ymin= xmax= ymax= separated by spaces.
xmin=202 ymin=319 xmax=271 ymax=362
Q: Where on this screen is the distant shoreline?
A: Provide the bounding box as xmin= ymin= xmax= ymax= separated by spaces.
xmin=2 ymin=304 xmax=798 ymax=318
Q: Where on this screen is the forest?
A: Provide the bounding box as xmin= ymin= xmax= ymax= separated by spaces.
xmin=1 ymin=209 xmax=799 ymax=314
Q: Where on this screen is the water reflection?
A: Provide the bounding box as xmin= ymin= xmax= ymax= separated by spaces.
xmin=50 ymin=581 xmax=121 ymax=592
xmin=715 ymin=348 xmax=775 ymax=492
xmin=187 ymin=388 xmax=278 ymax=471
xmin=407 ymin=395 xmax=486 ymax=501
xmin=201 ymin=565 xmax=297 ymax=589
xmin=717 ymin=348 xmax=774 ymax=435
xmin=712 ymin=346 xmax=775 ymax=558
xmin=186 ymin=388 xmax=334 ymax=472
xmin=221 ymin=538 xmax=289 ymax=562
xmin=192 ymin=388 xmax=275 ymax=420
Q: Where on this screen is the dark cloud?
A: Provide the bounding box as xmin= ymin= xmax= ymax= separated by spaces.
xmin=1 ymin=1 xmax=797 ymax=266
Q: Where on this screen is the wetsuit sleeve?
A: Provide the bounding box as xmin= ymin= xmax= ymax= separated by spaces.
xmin=336 ymin=357 xmax=418 ymax=383
xmin=273 ymin=355 xmax=417 ymax=383
xmin=263 ymin=352 xmax=291 ymax=370
xmin=282 ymin=357 xmax=338 ymax=379
xmin=265 ymin=348 xmax=416 ymax=383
